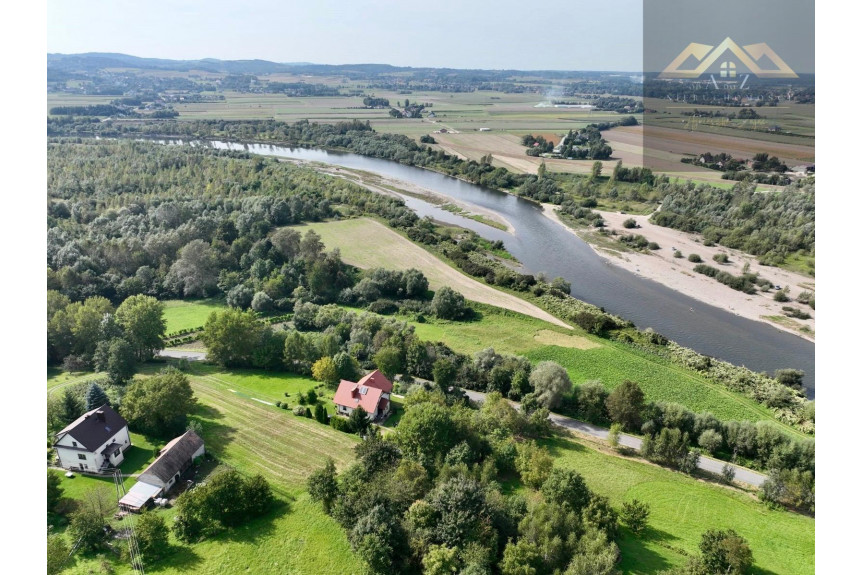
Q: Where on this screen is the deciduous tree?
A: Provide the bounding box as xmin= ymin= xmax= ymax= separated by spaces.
xmin=529 ymin=361 xmax=572 ymax=409
xmin=605 ymin=380 xmax=644 ymax=431
xmin=115 ymin=295 xmax=166 ymax=361
xmin=121 ymin=367 xmax=196 ymax=438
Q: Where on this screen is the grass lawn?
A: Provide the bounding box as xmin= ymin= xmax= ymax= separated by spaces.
xmin=63 ymin=495 xmax=366 ymax=575
xmin=47 ymin=364 xmax=810 ymax=575
xmin=50 ymin=432 xmax=159 ymax=498
xmin=163 ymin=298 xmax=225 ymax=333
xmin=382 ymin=396 xmax=405 ymax=428
xmin=406 ymin=305 xmax=799 ymax=431
xmin=47 ymin=367 xmax=105 ymax=395
xmin=542 ymin=434 xmax=814 ymax=575
xmin=50 ymin=363 xmax=366 ymax=574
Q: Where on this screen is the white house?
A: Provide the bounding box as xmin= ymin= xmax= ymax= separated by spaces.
xmin=119 ymin=430 xmax=205 ymax=512
xmin=332 ymin=369 xmax=393 ymax=420
xmin=54 ymin=404 xmax=131 ymax=472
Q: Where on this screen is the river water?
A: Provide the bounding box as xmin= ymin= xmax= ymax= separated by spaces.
xmin=165 ymin=139 xmax=816 ymax=397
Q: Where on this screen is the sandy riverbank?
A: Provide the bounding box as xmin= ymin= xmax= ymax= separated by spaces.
xmin=541 ymin=204 xmax=815 ymax=342
xmin=285 ymin=159 xmax=516 ymax=234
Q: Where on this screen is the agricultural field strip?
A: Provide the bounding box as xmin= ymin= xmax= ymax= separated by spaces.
xmin=190 ymin=375 xmax=357 ymax=488
xmin=301 ymin=218 xmax=571 ymax=329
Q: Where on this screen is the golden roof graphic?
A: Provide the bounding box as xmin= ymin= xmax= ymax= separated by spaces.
xmin=658 ymin=37 xmax=798 ymax=79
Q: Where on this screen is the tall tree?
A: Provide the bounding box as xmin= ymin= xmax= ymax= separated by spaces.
xmin=121 ymin=368 xmax=196 ymax=438
xmin=201 ymin=308 xmax=265 ymax=367
xmin=164 ymin=239 xmax=219 ymax=297
xmin=47 ymin=471 xmax=63 ymax=512
xmin=135 ymin=511 xmax=170 ymax=564
xmin=529 ymin=361 xmax=572 ymax=409
xmin=85 ymin=382 xmax=110 ymax=410
xmin=308 ymin=458 xmax=338 ymax=513
xmin=115 ymin=295 xmax=166 ymax=361
xmin=605 ymin=380 xmax=644 ymax=431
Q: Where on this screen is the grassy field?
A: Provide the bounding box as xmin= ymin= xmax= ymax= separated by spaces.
xmin=296 ymin=218 xmax=568 ymax=328
xmin=410 ymin=306 xmax=798 ymax=431
xmin=163 ymin=298 xmax=225 ymax=333
xmin=47 ymin=87 xmax=813 ymax=189
xmin=47 ymin=367 xmax=104 ymax=395
xmin=49 ymin=361 xmax=811 ymax=575
xmin=542 ymin=434 xmax=814 ymax=575
xmin=52 ymin=362 xmax=367 ymax=575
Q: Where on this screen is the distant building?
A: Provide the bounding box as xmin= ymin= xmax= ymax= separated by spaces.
xmin=54 ymin=404 xmax=131 ymax=472
xmin=333 ymin=370 xmax=393 ymax=420
xmin=119 ymin=430 xmax=205 ymax=512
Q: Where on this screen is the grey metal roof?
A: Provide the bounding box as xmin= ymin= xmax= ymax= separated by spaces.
xmin=139 ymin=430 xmax=204 ymax=484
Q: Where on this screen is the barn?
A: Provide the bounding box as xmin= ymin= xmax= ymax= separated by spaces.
xmin=119 ymin=430 xmax=205 ymax=512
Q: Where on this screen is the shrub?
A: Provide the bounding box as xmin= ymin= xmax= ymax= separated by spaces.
xmin=673 ymin=250 xmax=683 ymax=258
xmin=622 ymin=218 xmax=637 ymax=229
xmin=679 ymin=449 xmax=701 ymax=475
xmin=607 ymin=423 xmax=622 ymax=449
xmin=621 ymin=499 xmax=650 ymax=534
xmin=430 ymin=286 xmax=468 ymax=320
xmin=721 ymin=463 xmax=736 ymax=484
xmin=688 ymin=253 xmax=702 ymax=263
xmin=713 ymin=253 xmax=730 ymax=264
xmin=647 ymin=241 xmax=660 ymax=250
xmin=773 ymin=288 xmax=790 ymax=302
xmin=698 ymin=429 xmax=723 ymax=454
xmin=330 ymin=415 xmax=352 ymax=432
xmin=293 ymin=405 xmax=307 ymax=416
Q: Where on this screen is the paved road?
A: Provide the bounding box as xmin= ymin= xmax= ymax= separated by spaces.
xmin=463 ymin=390 xmax=766 ymax=488
xmin=158 ymin=349 xmax=207 ymax=361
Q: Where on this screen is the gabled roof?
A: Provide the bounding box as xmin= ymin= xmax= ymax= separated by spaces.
xmin=357 ymin=370 xmax=393 ymax=394
xmin=333 ymin=380 xmax=384 ymax=414
xmin=55 ymin=404 xmax=127 ymax=452
xmin=139 ymin=430 xmax=205 ymax=485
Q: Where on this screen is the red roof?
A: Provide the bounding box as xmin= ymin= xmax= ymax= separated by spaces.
xmin=357 ymin=370 xmax=393 ymax=394
xmin=333 ymin=380 xmax=384 ymax=414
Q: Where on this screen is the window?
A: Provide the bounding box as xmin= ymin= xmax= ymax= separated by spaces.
xmin=72 ymin=441 xmax=77 ymax=447
xmin=78 ymin=454 xmax=86 ymax=460
xmin=113 ymin=449 xmax=120 ymax=457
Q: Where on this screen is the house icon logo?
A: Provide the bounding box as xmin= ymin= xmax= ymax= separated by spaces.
xmin=658 ymin=37 xmax=798 ymax=79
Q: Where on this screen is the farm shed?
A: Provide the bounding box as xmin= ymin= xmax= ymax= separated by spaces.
xmin=119 ymin=430 xmax=205 ymax=512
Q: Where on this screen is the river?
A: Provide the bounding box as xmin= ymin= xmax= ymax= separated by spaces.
xmin=164 ymin=139 xmax=816 ymax=397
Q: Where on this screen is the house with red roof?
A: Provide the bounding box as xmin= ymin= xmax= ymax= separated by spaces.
xmin=333 ymin=369 xmax=393 ymax=420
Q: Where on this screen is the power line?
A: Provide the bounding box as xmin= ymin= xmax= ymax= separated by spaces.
xmin=112 ymin=468 xmax=145 ymax=573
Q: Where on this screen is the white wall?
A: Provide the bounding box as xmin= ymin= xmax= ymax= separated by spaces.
xmin=55 ymin=425 xmax=132 ymax=471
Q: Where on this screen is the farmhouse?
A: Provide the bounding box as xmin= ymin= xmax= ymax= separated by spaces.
xmin=119 ymin=430 xmax=205 ymax=512
xmin=54 ymin=404 xmax=131 ymax=472
xmin=333 ymin=369 xmax=393 ymax=420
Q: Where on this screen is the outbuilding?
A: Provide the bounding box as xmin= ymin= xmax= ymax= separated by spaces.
xmin=119 ymin=430 xmax=205 ymax=512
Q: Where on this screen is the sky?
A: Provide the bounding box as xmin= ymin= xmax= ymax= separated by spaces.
xmin=47 ymin=0 xmax=643 ymax=71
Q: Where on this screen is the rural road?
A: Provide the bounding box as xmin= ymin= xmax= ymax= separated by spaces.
xmin=154 ymin=350 xmax=765 ymax=487
xmin=158 ymin=349 xmax=207 ymax=361
xmin=462 ymin=390 xmax=767 ymax=488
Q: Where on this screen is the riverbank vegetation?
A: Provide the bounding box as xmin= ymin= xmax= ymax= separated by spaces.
xmin=47 ymin=139 xmax=813 ymax=436
xmin=48 ymin=115 xmax=814 ymax=274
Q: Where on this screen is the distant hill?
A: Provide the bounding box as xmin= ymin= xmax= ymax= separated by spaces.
xmin=46 ymin=52 xmax=620 ymax=78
